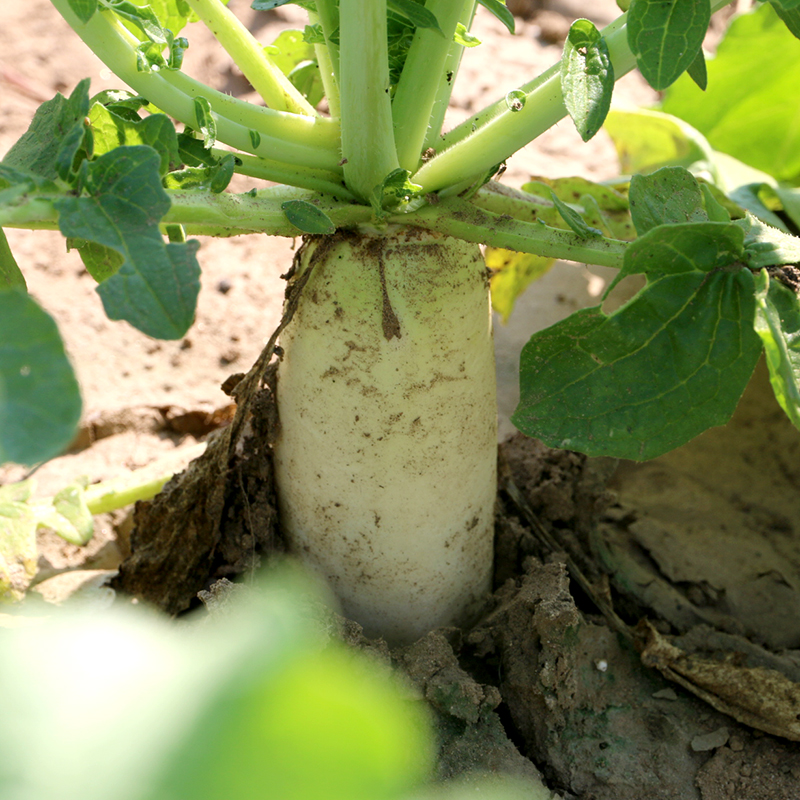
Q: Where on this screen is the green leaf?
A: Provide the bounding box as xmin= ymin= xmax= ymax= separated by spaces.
xmin=54 ymin=146 xmax=201 ymax=340
xmin=0 ymin=230 xmax=26 ymax=290
xmin=551 ymin=192 xmax=602 ymax=238
xmin=772 ymin=3 xmax=800 ymax=38
xmin=628 ymin=166 xmax=707 ymax=235
xmin=627 ymin=0 xmax=711 ymax=90
xmin=478 ymin=0 xmax=515 ymax=33
xmin=2 ymin=79 xmax=91 ymax=183
xmin=561 ymin=19 xmax=614 ymax=142
xmin=700 ymin=182 xmax=731 ymax=223
xmin=88 ymin=102 xmax=180 ymax=176
xmin=513 ymin=222 xmax=762 ymax=460
xmin=603 ymin=108 xmax=715 ymax=177
xmin=68 ymin=239 xmax=125 ymax=283
xmin=454 ymin=22 xmax=481 ymax=47
xmin=68 ymin=0 xmax=98 ymax=23
xmin=739 ymin=215 xmax=800 ymax=270
xmin=661 ymin=2 xmax=800 ymax=183
xmin=387 ymin=0 xmax=443 ymax=35
xmin=686 ymin=46 xmax=707 ymax=90
xmin=771 ymin=0 xmax=800 ymax=9
xmin=0 ymin=290 xmax=81 ymax=466
xmin=281 ymin=199 xmax=336 ymax=234
xmin=193 ymin=97 xmax=217 ymax=148
xmin=753 ymin=269 xmax=800 ymax=429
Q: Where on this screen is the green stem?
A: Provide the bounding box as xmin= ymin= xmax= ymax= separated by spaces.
xmin=421 ymin=0 xmax=477 ymax=154
xmin=51 ymin=0 xmax=342 ymax=172
xmin=413 ymin=0 xmax=736 ymax=194
xmin=221 ymin=151 xmax=356 ymax=200
xmin=0 ymin=188 xmax=373 ymax=237
xmin=309 ymin=5 xmax=340 ymax=118
xmin=315 ymin=0 xmax=340 ymax=83
xmin=163 ymin=187 xmax=373 ymax=236
xmin=82 ymin=443 xmax=207 ymax=514
xmin=392 ymin=0 xmax=470 ymax=172
xmin=399 ymin=198 xmax=628 ymax=268
xmin=339 ymin=0 xmax=399 ymax=201
xmin=185 ymin=0 xmax=319 ymax=116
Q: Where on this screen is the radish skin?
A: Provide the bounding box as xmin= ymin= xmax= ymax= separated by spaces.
xmin=274 ymin=227 xmax=497 ymax=644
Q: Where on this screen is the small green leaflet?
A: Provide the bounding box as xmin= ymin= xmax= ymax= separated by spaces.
xmin=513 ymin=222 xmax=762 ymax=460
xmin=387 ymin=0 xmax=443 ymax=36
xmin=454 ymin=23 xmax=481 ymax=47
xmin=68 ymin=239 xmax=125 ymax=283
xmin=628 ymin=166 xmax=707 ymax=235
xmin=282 ymin=200 xmax=336 ymax=234
xmin=686 ymin=47 xmax=707 ymax=90
xmin=54 ymin=146 xmax=201 ymax=340
xmin=0 ymin=230 xmax=25 ymax=290
xmin=67 ymin=0 xmax=98 ymax=23
xmin=561 ymin=19 xmax=614 ymax=142
xmin=477 ymin=0 xmax=515 ymax=34
xmin=0 ymin=289 xmax=82 ymax=466
xmin=627 ymin=0 xmax=711 ymax=90
xmin=551 ymin=192 xmax=602 ymax=238
xmin=194 ymin=97 xmax=216 ymax=148
xmin=753 ymin=269 xmax=800 ymax=429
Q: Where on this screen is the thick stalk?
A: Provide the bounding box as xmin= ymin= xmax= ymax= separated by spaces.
xmin=392 ymin=0 xmax=471 ymax=171
xmin=273 ymin=228 xmax=497 ymax=644
xmin=339 ymin=0 xmax=400 ymax=201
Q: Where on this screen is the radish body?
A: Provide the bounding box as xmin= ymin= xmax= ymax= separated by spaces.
xmin=274 ymin=227 xmax=497 ymax=644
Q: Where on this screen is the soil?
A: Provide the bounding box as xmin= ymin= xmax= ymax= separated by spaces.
xmin=3 ymin=1 xmax=800 ymax=798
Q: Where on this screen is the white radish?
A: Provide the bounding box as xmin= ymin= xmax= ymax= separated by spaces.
xmin=274 ymin=226 xmax=497 ymax=644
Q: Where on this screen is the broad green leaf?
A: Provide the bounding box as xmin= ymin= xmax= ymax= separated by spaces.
xmin=2 ymin=79 xmax=91 ymax=183
xmin=0 ymin=575 xmax=434 ymax=800
xmin=54 ymin=146 xmax=201 ymax=340
xmin=477 ymin=0 xmax=515 ymax=33
xmin=282 ymin=199 xmax=336 ymax=234
xmin=627 ymin=0 xmax=710 ymax=90
xmin=662 ymin=2 xmax=800 ymax=183
xmin=628 ymin=166 xmax=706 ymax=235
xmin=0 ymin=290 xmax=81 ymax=466
xmin=753 ymin=269 xmax=800 ymax=429
xmin=89 ymin=102 xmax=180 ymax=176
xmin=0 ymin=230 xmax=26 ymax=290
xmin=551 ymin=192 xmax=602 ymax=238
xmin=488 ymin=249 xmax=555 ymax=323
xmin=127 ymin=0 xmax=199 ymax=36
xmin=771 ymin=0 xmax=800 ymax=9
xmin=729 ymin=183 xmax=789 ymax=232
xmin=67 ymin=0 xmax=98 ymax=23
xmin=603 ymin=108 xmax=714 ymax=177
xmin=561 ymin=19 xmax=614 ymax=142
xmin=387 ymin=0 xmax=443 ymax=35
xmin=288 ymin=61 xmax=324 ymax=108
xmin=268 ymin=29 xmax=316 ymax=76
xmin=513 ymin=223 xmax=761 ymax=460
